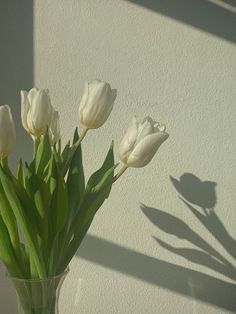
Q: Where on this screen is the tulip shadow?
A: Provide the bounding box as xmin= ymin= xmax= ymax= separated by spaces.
xmin=125 ymin=0 xmax=236 ymax=44
xmin=140 ymin=173 xmax=236 ymax=311
xmin=170 ymin=173 xmax=236 ymax=260
xmin=76 ymin=173 xmax=236 ymax=312
xmin=142 ymin=205 xmax=236 ymax=282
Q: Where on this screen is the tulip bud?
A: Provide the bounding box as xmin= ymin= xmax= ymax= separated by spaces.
xmin=119 ymin=116 xmax=169 ymax=168
xmin=79 ymin=80 xmax=117 ymax=129
xmin=0 ymin=105 xmax=16 ymax=158
xmin=49 ymin=110 xmax=60 ymax=145
xmin=21 ymin=88 xmax=53 ymax=138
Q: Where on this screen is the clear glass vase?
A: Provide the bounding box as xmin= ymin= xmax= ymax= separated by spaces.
xmin=7 ymin=269 xmax=69 ymax=314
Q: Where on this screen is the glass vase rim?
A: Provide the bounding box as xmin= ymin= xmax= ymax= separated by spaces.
xmin=6 ymin=267 xmax=69 ymax=282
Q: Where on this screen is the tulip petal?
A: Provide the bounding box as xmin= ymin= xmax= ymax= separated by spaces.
xmin=27 ymin=88 xmax=38 ymax=105
xmin=127 ymin=131 xmax=169 ymax=167
xmin=158 ymin=124 xmax=166 ymax=132
xmin=21 ymin=90 xmax=30 ymax=132
xmin=0 ymin=105 xmax=16 ymax=158
xmin=88 ymin=80 xmax=110 ymax=105
xmin=79 ymin=82 xmax=89 ymax=121
xmin=27 ymin=90 xmax=53 ymax=136
xmin=136 ymin=118 xmax=154 ymax=143
xmin=0 ymin=106 xmax=9 ymax=154
xmin=7 ymin=106 xmax=16 ymax=154
xmin=86 ymin=87 xmax=115 ymax=128
xmin=88 ymin=101 xmax=114 ymax=129
xmin=119 ymin=117 xmax=139 ymax=163
xmin=80 ymin=80 xmax=115 ymax=129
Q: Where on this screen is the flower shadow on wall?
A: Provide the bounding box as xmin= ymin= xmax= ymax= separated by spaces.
xmin=142 ymin=173 xmax=236 ymax=308
xmin=76 ymin=174 xmax=236 ymax=312
xmin=170 ymin=173 xmax=236 ymax=260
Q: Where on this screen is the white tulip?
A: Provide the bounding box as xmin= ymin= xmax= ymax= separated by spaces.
xmin=49 ymin=110 xmax=60 ymax=145
xmin=0 ymin=105 xmax=16 ymax=158
xmin=79 ymin=80 xmax=117 ymax=129
xmin=119 ymin=116 xmax=169 ymax=168
xmin=21 ymin=88 xmax=53 ymax=138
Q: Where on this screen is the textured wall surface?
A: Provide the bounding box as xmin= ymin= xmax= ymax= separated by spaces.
xmin=1 ymin=0 xmax=236 ymax=313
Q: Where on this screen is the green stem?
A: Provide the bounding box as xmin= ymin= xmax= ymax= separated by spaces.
xmin=113 ymin=164 xmax=128 ymax=182
xmin=34 ymin=137 xmax=40 ymax=157
xmin=58 ymin=139 xmax=61 ymax=154
xmin=73 ymin=127 xmax=89 ymax=147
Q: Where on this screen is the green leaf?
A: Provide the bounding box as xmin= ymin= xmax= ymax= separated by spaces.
xmin=86 ymin=141 xmax=115 ymax=194
xmin=0 ymin=181 xmax=21 ymax=263
xmin=53 ymin=146 xmax=62 ymax=165
xmin=57 ymin=138 xmax=62 ymax=155
xmin=70 ymin=142 xmax=115 ymax=237
xmin=46 ymin=155 xmax=58 ymax=253
xmin=67 ymin=129 xmax=85 ymax=224
xmin=57 ymin=143 xmax=115 ymax=272
xmin=20 ymin=243 xmax=30 ymax=278
xmin=13 ymin=175 xmax=41 ymax=236
xmin=27 ymin=245 xmax=38 ymax=278
xmin=17 ymin=160 xmax=25 ymax=188
xmin=35 ymin=132 xmax=52 ymax=177
xmin=61 ymin=140 xmax=71 ymax=164
xmin=47 ymin=234 xmax=59 ymax=276
xmin=57 ymin=217 xmax=93 ymax=273
xmin=55 ymin=130 xmax=85 ymax=272
xmin=0 ymin=215 xmax=22 ymax=277
xmin=2 ymin=162 xmax=39 ymax=235
xmin=61 ymin=128 xmax=84 ymax=176
xmin=74 ymin=166 xmax=116 ymax=232
xmin=56 ymin=171 xmax=68 ymax=233
xmin=0 ymin=166 xmax=46 ymax=278
xmin=27 ymin=172 xmax=50 ymax=221
xmin=48 ymin=154 xmax=68 ymax=236
xmin=25 ymin=171 xmax=51 ymax=261
xmin=46 ymin=155 xmax=68 ymax=275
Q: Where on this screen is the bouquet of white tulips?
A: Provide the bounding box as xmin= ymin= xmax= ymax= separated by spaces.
xmin=0 ymin=80 xmax=169 ymax=281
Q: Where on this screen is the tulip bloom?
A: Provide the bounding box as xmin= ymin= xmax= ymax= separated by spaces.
xmin=0 ymin=105 xmax=16 ymax=158
xmin=21 ymin=88 xmax=53 ymax=138
xmin=79 ymin=80 xmax=117 ymax=129
xmin=119 ymin=116 xmax=169 ymax=168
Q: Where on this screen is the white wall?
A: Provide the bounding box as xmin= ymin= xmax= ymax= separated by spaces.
xmin=1 ymin=0 xmax=236 ymax=313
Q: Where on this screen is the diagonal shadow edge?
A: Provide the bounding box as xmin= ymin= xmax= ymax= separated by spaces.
xmin=76 ymin=234 xmax=236 ymax=312
xmin=124 ymin=0 xmax=236 ymax=44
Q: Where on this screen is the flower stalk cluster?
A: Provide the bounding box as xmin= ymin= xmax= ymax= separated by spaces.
xmin=0 ymin=79 xmax=169 ymax=280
